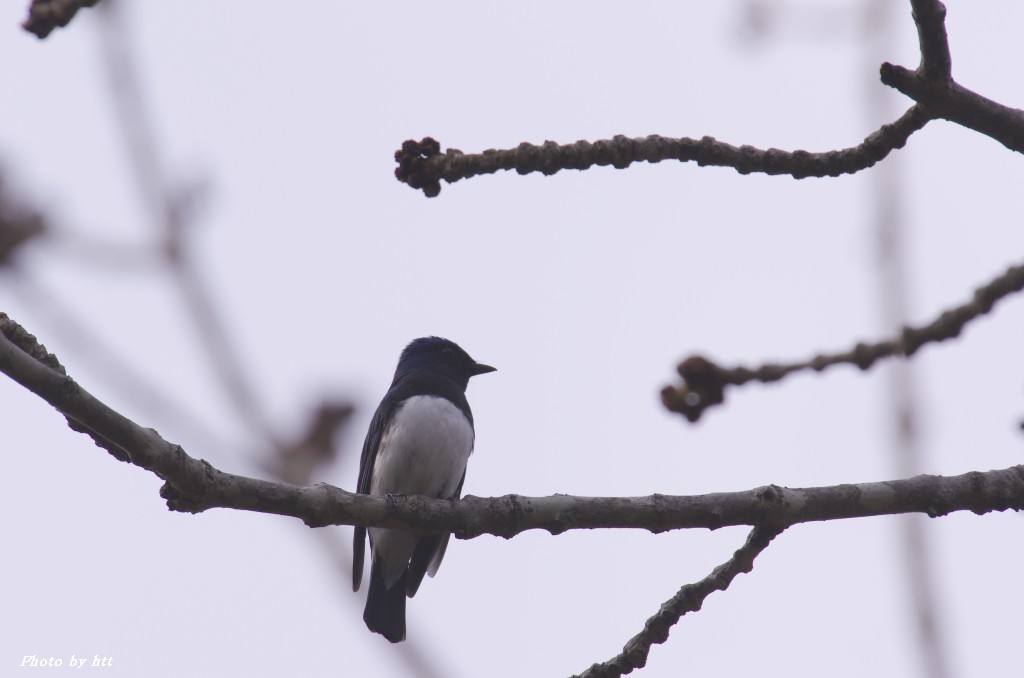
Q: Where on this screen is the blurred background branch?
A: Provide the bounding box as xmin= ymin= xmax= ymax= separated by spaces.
xmin=867 ymin=1 xmax=952 ymax=677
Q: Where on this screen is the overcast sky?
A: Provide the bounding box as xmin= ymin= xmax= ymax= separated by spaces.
xmin=2 ymin=2 xmax=1023 ymax=677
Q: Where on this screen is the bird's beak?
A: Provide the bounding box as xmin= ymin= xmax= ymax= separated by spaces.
xmin=470 ymin=362 xmax=496 ymax=377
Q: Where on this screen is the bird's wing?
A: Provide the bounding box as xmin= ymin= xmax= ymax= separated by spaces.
xmin=426 ymin=470 xmax=466 ymax=577
xmin=352 ymin=398 xmax=395 ymax=592
xmin=405 ymin=534 xmax=443 ymax=598
xmin=405 ymin=469 xmax=467 ymax=597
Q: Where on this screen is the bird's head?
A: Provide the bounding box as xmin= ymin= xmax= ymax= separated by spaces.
xmin=394 ymin=337 xmax=495 ymax=391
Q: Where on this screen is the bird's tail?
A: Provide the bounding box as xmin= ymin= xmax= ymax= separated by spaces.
xmin=363 ymin=561 xmax=407 ymax=643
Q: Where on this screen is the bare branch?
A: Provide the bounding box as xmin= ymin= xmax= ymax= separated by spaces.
xmin=879 ymin=2 xmax=1024 ymax=154
xmin=662 ymin=258 xmax=1024 ymax=422
xmin=880 ymin=64 xmax=1024 ymax=154
xmin=2 ymin=312 xmax=1022 ymax=537
xmin=575 ymin=526 xmax=783 ymax=678
xmin=22 ymin=0 xmax=99 ymax=39
xmin=909 ymin=0 xmax=952 ymax=81
xmin=395 ymin=106 xmax=930 ymax=197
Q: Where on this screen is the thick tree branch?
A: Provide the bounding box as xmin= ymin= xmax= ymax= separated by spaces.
xmin=22 ymin=0 xmax=99 ymax=39
xmin=395 ymin=106 xmax=930 ymax=197
xmin=575 ymin=526 xmax=783 ymax=678
xmin=662 ymin=257 xmax=1024 ymax=422
xmin=909 ymin=0 xmax=951 ymax=81
xmin=879 ymin=2 xmax=1024 ymax=154
xmin=880 ymin=65 xmax=1024 ymax=154
xmin=2 ymin=313 xmax=1022 ymax=538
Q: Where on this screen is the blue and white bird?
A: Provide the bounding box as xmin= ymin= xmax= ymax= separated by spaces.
xmin=352 ymin=337 xmax=495 ymax=642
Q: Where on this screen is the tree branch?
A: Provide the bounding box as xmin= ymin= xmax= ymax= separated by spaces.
xmin=2 ymin=312 xmax=1022 ymax=538
xmin=880 ymin=64 xmax=1024 ymax=154
xmin=872 ymin=5 xmax=953 ymax=677
xmin=909 ymin=0 xmax=952 ymax=81
xmin=395 ymin=106 xmax=930 ymax=197
xmin=661 ymin=257 xmax=1024 ymax=422
xmin=575 ymin=526 xmax=783 ymax=678
xmin=879 ymin=1 xmax=1024 ymax=154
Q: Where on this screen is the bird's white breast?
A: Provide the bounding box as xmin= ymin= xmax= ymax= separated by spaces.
xmin=370 ymin=395 xmax=475 ymax=499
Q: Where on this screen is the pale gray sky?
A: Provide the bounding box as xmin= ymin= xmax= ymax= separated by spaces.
xmin=2 ymin=2 xmax=1023 ymax=677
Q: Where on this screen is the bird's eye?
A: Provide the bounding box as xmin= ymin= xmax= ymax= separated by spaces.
xmin=442 ymin=347 xmax=455 ymax=356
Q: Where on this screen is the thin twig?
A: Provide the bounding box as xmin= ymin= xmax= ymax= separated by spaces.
xmin=574 ymin=526 xmax=783 ymax=678
xmin=395 ymin=106 xmax=930 ymax=197
xmin=661 ymin=258 xmax=1024 ymax=422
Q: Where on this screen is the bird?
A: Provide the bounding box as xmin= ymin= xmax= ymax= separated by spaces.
xmin=352 ymin=336 xmax=495 ymax=642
